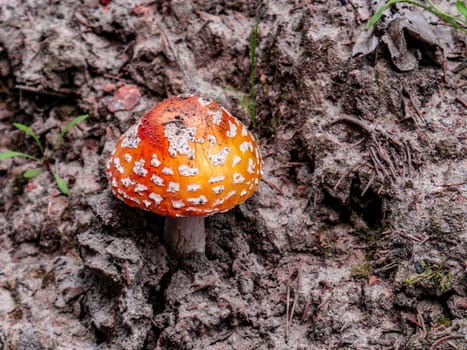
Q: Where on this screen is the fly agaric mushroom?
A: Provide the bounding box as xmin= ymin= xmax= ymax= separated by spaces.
xmin=107 ymin=96 xmax=263 ymax=257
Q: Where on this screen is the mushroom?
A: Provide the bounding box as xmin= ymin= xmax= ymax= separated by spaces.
xmin=107 ymin=96 xmax=263 ymax=257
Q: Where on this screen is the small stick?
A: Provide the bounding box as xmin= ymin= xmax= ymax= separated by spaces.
xmin=325 ymin=116 xmax=374 ymax=134
xmin=454 ymin=95 xmax=467 ymax=108
xmin=406 ymin=314 xmax=423 ymax=328
xmin=192 ymin=277 xmax=218 ymax=293
xmin=124 ymin=261 xmax=131 ymax=286
xmin=416 ymin=307 xmax=426 ymax=337
xmin=15 ymin=84 xmax=74 ymax=98
xmin=289 ymin=258 xmax=304 ymax=326
xmin=405 ymin=142 xmax=413 ymax=178
xmin=362 ymin=172 xmax=375 ymax=196
xmin=300 ymin=298 xmax=311 ymax=324
xmin=349 ymin=137 xmax=365 ymax=148
xmin=285 ymin=265 xmax=291 ymax=341
xmin=263 ymin=178 xmax=286 ymax=196
xmin=333 ymin=167 xmax=353 ymax=191
xmin=334 ymin=163 xmax=364 ymax=191
xmin=436 ymin=180 xmax=467 ymax=188
xmin=403 ymin=84 xmax=425 ymax=124
xmin=317 ymin=287 xmax=335 ymax=310
xmin=369 ymin=146 xmax=388 ymax=180
xmin=372 ymin=136 xmax=397 ymax=179
xmin=429 ymin=335 xmax=461 ymax=350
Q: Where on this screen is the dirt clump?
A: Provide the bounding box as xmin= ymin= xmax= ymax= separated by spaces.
xmin=0 ymin=1 xmax=465 ymax=349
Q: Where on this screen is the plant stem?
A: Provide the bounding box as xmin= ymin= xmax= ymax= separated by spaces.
xmin=163 ymin=216 xmax=205 ymax=257
xmin=249 ymin=17 xmax=261 ymax=128
xmin=366 ymin=0 xmax=467 ymax=32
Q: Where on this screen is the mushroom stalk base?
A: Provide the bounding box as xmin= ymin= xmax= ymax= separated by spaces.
xmin=163 ymin=216 xmax=205 ymax=257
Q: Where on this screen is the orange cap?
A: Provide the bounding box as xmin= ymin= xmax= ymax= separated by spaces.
xmin=107 ymin=96 xmax=263 ymax=217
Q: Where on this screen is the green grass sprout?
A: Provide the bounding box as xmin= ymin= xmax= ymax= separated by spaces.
xmin=217 ymin=16 xmax=261 ymax=128
xmin=365 ymin=0 xmax=467 ymax=33
xmin=0 ymin=114 xmax=89 ymax=195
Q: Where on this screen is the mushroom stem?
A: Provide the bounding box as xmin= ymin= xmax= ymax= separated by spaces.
xmin=163 ymin=216 xmax=205 ymax=257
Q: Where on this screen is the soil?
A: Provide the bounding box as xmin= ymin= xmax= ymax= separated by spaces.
xmin=0 ymin=1 xmax=466 ymax=349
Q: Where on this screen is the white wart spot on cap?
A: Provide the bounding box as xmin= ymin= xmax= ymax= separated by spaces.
xmin=241 ymin=126 xmax=248 ymax=136
xmin=178 ymin=165 xmax=199 ymax=177
xmin=149 ymin=193 xmax=163 ymax=205
xmin=187 ymin=195 xmax=208 ymax=205
xmin=187 ymin=184 xmax=201 ymax=192
xmin=240 ymin=189 xmax=248 ymax=196
xmin=167 ymin=182 xmax=180 ymax=193
xmin=111 ymin=178 xmax=118 ymax=187
xmin=133 ymin=159 xmax=148 ymax=177
xmin=121 ymin=177 xmax=135 ymax=188
xmin=151 ymin=154 xmax=161 ymax=167
xmin=124 ymin=154 xmax=132 ymax=162
xmin=128 ymin=197 xmax=140 ymax=204
xmin=117 ymin=188 xmax=129 ymax=199
xmin=209 ymin=147 xmax=230 ymax=166
xmin=212 ymin=185 xmax=224 ymax=194
xmin=208 ymin=109 xmax=222 ymax=125
xmin=171 ymin=200 xmax=185 ymax=209
xmin=122 ymin=125 xmax=141 ymax=149
xmin=232 ymin=155 xmax=241 ymax=167
xmin=240 ymin=141 xmax=253 ymax=153
xmin=224 ymin=191 xmax=236 ymax=200
xmin=164 ymin=123 xmax=196 ymax=159
xmin=226 ymin=120 xmax=237 ymax=138
xmin=162 ymin=167 xmax=174 ymax=175
xmin=247 ymin=158 xmax=255 ymax=174
xmin=233 ymin=173 xmax=245 ymax=184
xmin=143 ymin=200 xmax=151 ymax=208
xmin=198 ymin=97 xmax=212 ymax=106
xmin=185 ymin=207 xmax=206 ymax=213
xmin=207 ymin=135 xmax=217 ymax=145
xmin=208 ymin=176 xmax=225 ymax=184
xmin=213 ymin=197 xmax=225 ymax=206
xmin=134 ymin=184 xmax=148 ymax=193
xmin=113 ymin=157 xmax=124 ymax=174
xmin=151 ymin=175 xmax=164 ymax=186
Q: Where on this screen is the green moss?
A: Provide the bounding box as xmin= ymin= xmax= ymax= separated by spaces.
xmin=351 ymin=263 xmax=371 ymax=280
xmin=403 ymin=263 xmax=452 ymax=292
xmin=437 ymin=315 xmax=451 ymax=327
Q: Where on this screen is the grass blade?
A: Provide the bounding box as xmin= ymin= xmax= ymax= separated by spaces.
xmin=13 ymin=122 xmax=44 ymax=154
xmin=0 ymin=150 xmax=40 ymax=161
xmin=57 ymin=114 xmax=89 ymax=141
xmin=457 ymin=0 xmax=467 ymax=19
xmin=23 ymin=169 xmax=43 ymax=178
xmin=249 ymin=17 xmax=261 ymax=128
xmin=365 ymin=1 xmax=394 ymax=29
xmin=53 ymin=172 xmax=70 ymax=195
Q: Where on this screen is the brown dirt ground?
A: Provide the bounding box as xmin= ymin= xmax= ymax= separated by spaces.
xmin=0 ymin=1 xmax=466 ymax=349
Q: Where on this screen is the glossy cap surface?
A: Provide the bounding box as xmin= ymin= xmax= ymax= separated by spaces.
xmin=107 ymin=96 xmax=263 ymax=217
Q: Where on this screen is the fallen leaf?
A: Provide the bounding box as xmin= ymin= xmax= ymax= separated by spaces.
xmin=107 ymin=85 xmax=141 ymax=112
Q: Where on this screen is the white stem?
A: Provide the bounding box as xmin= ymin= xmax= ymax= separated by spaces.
xmin=163 ymin=216 xmax=205 ymax=257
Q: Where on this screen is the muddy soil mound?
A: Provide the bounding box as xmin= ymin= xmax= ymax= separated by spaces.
xmin=0 ymin=1 xmax=465 ymax=349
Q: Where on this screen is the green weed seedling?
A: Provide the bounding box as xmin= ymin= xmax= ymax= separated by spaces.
xmin=351 ymin=263 xmax=371 ymax=280
xmin=217 ymin=16 xmax=261 ymax=128
xmin=403 ymin=263 xmax=452 ymax=292
xmin=0 ymin=114 xmax=89 ymax=195
xmin=366 ymin=0 xmax=467 ymax=33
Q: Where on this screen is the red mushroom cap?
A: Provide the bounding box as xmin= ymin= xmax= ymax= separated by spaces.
xmin=107 ymin=96 xmax=263 ymax=217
